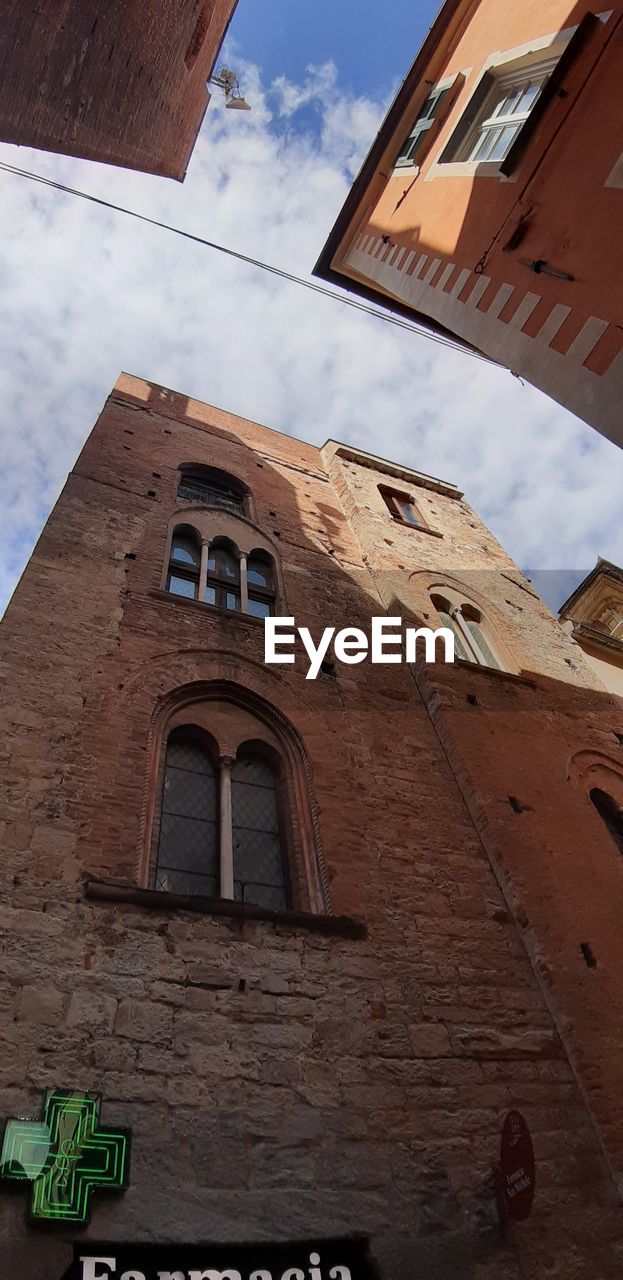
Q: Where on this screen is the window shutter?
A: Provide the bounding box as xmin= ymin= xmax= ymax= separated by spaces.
xmin=499 ymin=12 xmax=600 ymax=176
xmin=439 ymin=71 xmax=494 ymax=163
xmin=412 ymin=73 xmax=466 ymax=168
xmin=395 ymin=74 xmax=465 ymax=168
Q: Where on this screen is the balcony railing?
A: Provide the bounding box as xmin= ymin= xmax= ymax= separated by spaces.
xmin=177 ymin=482 xmax=244 ymax=513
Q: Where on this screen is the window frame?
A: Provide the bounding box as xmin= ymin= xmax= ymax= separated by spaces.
xmin=205 ymin=543 xmax=242 ymax=612
xmin=246 ymin=553 xmax=277 ymax=619
xmin=153 ymin=730 xmax=293 ymax=912
xmin=431 ymin=592 xmax=505 ymax=671
xmin=231 ymin=745 xmax=291 ymax=910
xmin=447 ymin=59 xmax=559 ymax=167
xmin=166 ymin=529 xmax=201 ymax=600
xmin=393 ymin=74 xmax=465 ymax=173
xmin=164 ymin=522 xmax=280 ymax=621
xmin=394 ymin=86 xmax=451 ymax=169
xmin=154 ymin=730 xmax=219 ymax=898
xmin=379 ymin=485 xmax=428 ymax=530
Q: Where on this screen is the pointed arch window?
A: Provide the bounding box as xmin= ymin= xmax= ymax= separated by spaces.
xmin=434 ymin=603 xmax=471 ymax=661
xmin=590 ymin=788 xmax=623 ymax=856
xmin=205 ymin=541 xmax=241 ymax=611
xmin=165 ymin=527 xmax=279 ymax=620
xmin=232 ymin=749 xmax=288 ymax=908
xmin=154 ymin=731 xmax=291 ymax=910
xmin=166 ymin=529 xmax=201 ymax=599
xmin=155 ymin=731 xmax=218 ymax=896
xmin=431 ymin=593 xmax=503 ymax=669
xmin=247 ymin=552 xmax=277 ymax=619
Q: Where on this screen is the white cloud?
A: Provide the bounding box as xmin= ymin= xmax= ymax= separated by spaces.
xmin=0 ymin=57 xmax=622 ymax=616
xmin=271 ymin=61 xmax=338 ymax=117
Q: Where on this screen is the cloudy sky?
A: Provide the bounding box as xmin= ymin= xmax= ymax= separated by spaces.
xmin=1 ymin=0 xmax=622 ymax=617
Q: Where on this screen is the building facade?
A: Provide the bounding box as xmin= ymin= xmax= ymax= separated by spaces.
xmin=560 ymin=560 xmax=623 ymax=695
xmin=0 ymin=0 xmax=240 ymax=180
xmin=314 ymin=0 xmax=623 ymax=448
xmin=1 ymin=374 xmax=623 ymax=1278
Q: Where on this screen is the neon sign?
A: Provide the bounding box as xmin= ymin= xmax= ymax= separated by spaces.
xmin=0 ymin=1090 xmax=131 ymax=1223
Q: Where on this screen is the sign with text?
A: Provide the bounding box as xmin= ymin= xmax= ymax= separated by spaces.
xmin=498 ymin=1109 xmax=535 ymax=1223
xmin=62 ymin=1237 xmax=381 ymax=1280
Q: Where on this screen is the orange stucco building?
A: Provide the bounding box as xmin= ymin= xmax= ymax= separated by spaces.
xmin=0 ymin=0 xmax=240 ymax=180
xmin=315 ymin=0 xmax=623 ymax=447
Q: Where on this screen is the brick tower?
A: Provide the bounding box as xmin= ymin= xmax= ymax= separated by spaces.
xmin=1 ymin=373 xmax=623 ymax=1279
xmin=0 ymin=1 xmax=240 ymax=179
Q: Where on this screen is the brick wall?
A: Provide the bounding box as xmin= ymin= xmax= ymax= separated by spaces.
xmin=0 ymin=0 xmax=238 ymax=179
xmin=1 ymin=375 xmax=622 ymax=1277
xmin=323 ymin=442 xmax=623 ymax=1185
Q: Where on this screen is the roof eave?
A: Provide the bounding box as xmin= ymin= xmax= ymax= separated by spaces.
xmin=312 ymin=0 xmax=467 ymax=288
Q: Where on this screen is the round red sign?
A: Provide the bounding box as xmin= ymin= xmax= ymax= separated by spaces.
xmin=498 ymin=1110 xmax=535 ymax=1222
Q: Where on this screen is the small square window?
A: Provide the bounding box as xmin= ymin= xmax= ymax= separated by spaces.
xmin=379 ymin=486 xmax=427 ymax=529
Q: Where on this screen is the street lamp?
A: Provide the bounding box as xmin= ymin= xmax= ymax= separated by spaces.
xmin=209 ymin=67 xmax=251 ymax=111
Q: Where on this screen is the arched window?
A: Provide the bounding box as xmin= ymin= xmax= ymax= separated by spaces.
xmin=154 ymin=734 xmax=290 ymax=909
xmin=431 ymin=592 xmax=503 ymax=669
xmin=165 ymin=527 xmax=279 ymax=620
xmin=232 ymin=749 xmax=289 ymax=909
xmin=166 ymin=528 xmax=201 ymax=599
xmin=247 ymin=551 xmax=277 ymax=619
xmin=590 ymin=788 xmax=623 ymax=856
xmin=205 ymin=541 xmax=241 ymax=611
xmin=155 ymin=731 xmax=218 ymax=896
xmin=433 ymin=600 xmax=471 ymax=661
xmin=177 ymin=466 xmax=247 ymax=515
xmin=149 ymin=689 xmax=329 ymax=914
xmin=461 ymin=604 xmax=501 ymax=670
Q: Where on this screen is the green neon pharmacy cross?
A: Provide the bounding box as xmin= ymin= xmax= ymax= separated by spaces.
xmin=0 ymin=1090 xmax=131 ymax=1223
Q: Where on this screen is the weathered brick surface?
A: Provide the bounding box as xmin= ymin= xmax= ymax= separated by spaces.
xmin=0 ymin=1 xmax=237 ymax=179
xmin=0 ymin=374 xmax=622 ymax=1277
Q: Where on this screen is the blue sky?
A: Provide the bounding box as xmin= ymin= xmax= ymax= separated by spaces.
xmin=230 ymin=0 xmax=440 ymax=101
xmin=0 ymin=0 xmax=622 ymax=622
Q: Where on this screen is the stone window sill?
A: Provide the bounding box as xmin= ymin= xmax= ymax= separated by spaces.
xmin=84 ymin=878 xmax=367 ymax=939
xmin=439 ymin=659 xmax=536 ymax=687
xmin=390 ymin=516 xmax=443 ymax=537
xmin=149 ymin=588 xmax=266 ymax=627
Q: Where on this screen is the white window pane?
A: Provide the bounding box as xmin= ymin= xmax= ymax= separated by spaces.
xmin=491 ymin=91 xmax=511 ymax=120
xmin=517 ymin=81 xmax=542 ymax=114
xmin=470 ymin=126 xmax=500 ymax=162
xmin=488 ymin=123 xmax=520 ymax=161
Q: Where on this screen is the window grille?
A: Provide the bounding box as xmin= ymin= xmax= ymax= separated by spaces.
xmin=155 ymin=737 xmax=218 ymax=896
xmin=232 ymin=755 xmax=288 ymax=909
